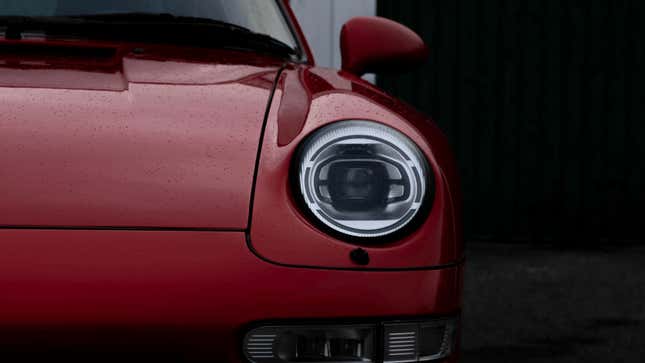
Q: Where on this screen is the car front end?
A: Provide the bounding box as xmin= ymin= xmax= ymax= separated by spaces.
xmin=0 ymin=1 xmax=463 ymax=362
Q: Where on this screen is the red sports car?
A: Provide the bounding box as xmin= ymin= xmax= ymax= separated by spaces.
xmin=0 ymin=1 xmax=463 ymax=362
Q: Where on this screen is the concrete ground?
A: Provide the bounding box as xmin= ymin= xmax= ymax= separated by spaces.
xmin=461 ymin=242 xmax=645 ymax=363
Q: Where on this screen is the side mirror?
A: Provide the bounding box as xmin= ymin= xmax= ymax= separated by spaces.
xmin=340 ymin=16 xmax=428 ymax=77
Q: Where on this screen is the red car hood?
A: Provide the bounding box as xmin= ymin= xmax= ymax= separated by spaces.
xmin=0 ymin=41 xmax=281 ymax=229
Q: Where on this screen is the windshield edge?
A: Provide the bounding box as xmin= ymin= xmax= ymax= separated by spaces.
xmin=275 ymin=0 xmax=310 ymax=64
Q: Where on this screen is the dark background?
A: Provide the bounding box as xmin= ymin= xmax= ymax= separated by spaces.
xmin=377 ymin=1 xmax=645 ymax=362
xmin=378 ymin=0 xmax=645 ymax=244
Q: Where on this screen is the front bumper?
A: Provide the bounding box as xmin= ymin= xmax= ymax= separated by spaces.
xmin=0 ymin=229 xmax=462 ymax=362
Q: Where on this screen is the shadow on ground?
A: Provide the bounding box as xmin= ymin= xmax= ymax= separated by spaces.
xmin=461 ymin=242 xmax=645 ymax=362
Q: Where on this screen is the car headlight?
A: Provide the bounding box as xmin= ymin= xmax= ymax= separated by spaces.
xmin=294 ymin=120 xmax=432 ymax=240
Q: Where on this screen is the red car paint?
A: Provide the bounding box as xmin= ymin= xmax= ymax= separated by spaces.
xmin=341 ymin=17 xmax=429 ymax=76
xmin=0 ymin=229 xmax=461 ymax=361
xmin=0 ymin=40 xmax=281 ymax=229
xmin=0 ymin=2 xmax=462 ymax=362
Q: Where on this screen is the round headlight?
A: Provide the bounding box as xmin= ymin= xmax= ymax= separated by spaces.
xmin=295 ymin=120 xmax=431 ymax=239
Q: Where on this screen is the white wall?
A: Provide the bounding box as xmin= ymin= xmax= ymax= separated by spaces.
xmin=289 ymin=0 xmax=376 ymax=69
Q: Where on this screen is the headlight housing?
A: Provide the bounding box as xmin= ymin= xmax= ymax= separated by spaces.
xmin=294 ymin=121 xmax=432 ymax=240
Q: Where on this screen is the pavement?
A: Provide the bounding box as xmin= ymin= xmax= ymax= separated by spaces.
xmin=461 ymin=242 xmax=645 ymax=363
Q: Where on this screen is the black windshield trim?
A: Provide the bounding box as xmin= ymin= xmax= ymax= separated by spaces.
xmin=0 ymin=15 xmax=298 ymax=59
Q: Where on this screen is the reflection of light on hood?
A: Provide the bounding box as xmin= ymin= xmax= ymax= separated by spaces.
xmin=124 ymin=58 xmax=270 ymax=86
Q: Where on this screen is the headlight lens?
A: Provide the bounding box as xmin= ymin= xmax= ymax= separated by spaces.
xmin=295 ymin=121 xmax=431 ymax=239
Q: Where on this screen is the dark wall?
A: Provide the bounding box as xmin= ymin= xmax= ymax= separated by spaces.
xmin=377 ymin=0 xmax=645 ymax=243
